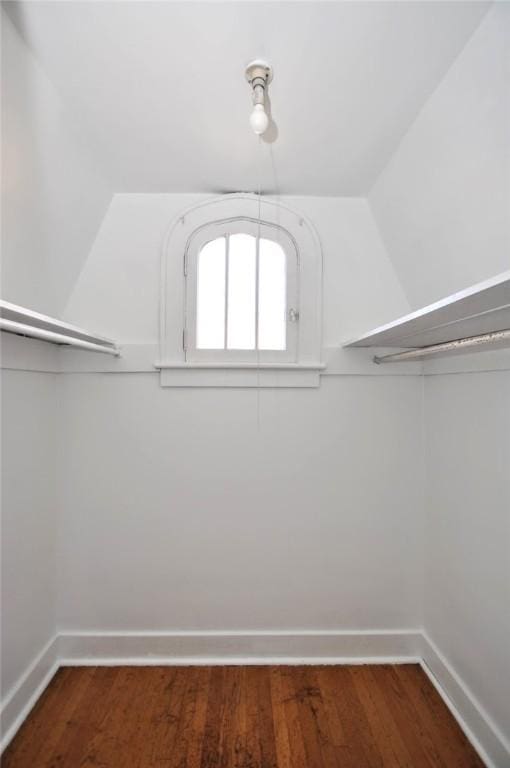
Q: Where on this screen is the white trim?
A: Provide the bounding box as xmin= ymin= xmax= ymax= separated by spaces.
xmin=59 ymin=629 xmax=420 ymax=665
xmin=60 ymin=657 xmax=421 ymax=668
xmin=154 ymin=362 xmax=326 ymax=371
xmin=420 ymin=632 xmax=510 ymax=768
xmin=155 ymin=361 xmax=325 ymax=388
xmin=0 ymin=635 xmax=59 ymax=752
xmin=158 ymin=364 xmax=323 ymax=388
xmin=59 ymin=627 xmax=417 ymax=637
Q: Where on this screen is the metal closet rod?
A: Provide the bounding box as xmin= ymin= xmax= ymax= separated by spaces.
xmin=373 ymin=329 xmax=510 ymax=364
xmin=0 ymin=318 xmax=120 ymax=356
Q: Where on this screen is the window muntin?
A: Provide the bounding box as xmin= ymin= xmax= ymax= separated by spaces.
xmin=185 ymin=220 xmax=298 ymax=363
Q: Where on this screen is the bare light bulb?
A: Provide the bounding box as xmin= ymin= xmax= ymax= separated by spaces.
xmin=249 ymin=103 xmax=269 ymax=135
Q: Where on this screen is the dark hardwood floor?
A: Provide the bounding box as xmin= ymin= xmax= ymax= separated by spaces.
xmin=2 ymin=664 xmax=485 ymax=767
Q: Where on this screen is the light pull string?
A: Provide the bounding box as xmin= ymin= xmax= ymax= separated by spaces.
xmin=255 ymin=134 xmax=263 ymax=432
xmin=255 ymin=136 xmax=283 ymax=434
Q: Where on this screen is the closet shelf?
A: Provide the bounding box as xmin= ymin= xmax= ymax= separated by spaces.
xmin=343 ymin=270 xmax=510 ymax=362
xmin=0 ymin=300 xmax=120 ymax=356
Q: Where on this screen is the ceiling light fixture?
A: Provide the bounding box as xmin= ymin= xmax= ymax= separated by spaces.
xmin=245 ymin=60 xmax=273 ymax=136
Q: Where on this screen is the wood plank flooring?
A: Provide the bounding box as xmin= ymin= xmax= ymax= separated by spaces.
xmin=3 ymin=664 xmax=486 ymax=768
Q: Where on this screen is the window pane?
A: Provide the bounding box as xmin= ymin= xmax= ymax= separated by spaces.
xmin=258 ymin=238 xmax=286 ymax=350
xmin=196 ymin=237 xmax=226 ymax=349
xmin=227 ymin=234 xmax=256 ymax=350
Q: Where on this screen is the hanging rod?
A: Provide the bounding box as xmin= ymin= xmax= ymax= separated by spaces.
xmin=0 ymin=318 xmax=120 ymax=356
xmin=373 ymin=329 xmax=510 ymax=364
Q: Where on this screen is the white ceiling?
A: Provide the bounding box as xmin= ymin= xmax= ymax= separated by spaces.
xmin=7 ymin=1 xmax=489 ymax=195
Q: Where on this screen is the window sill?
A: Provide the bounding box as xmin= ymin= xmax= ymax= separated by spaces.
xmin=154 ymin=361 xmax=325 ymax=388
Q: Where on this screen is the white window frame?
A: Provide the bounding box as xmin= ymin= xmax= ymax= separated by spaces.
xmin=185 ymin=218 xmax=298 ymax=364
xmin=157 ymin=194 xmax=323 ymax=387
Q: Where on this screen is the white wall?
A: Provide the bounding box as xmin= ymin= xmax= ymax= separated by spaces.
xmin=58 ymin=374 xmax=424 ymax=632
xmin=1 ymin=8 xmax=112 ymax=315
xmin=1 ymin=368 xmax=57 ymax=698
xmin=0 ymin=6 xmax=108 ymax=725
xmin=369 ymin=4 xmax=510 ymax=309
xmin=55 ymin=193 xmax=422 ymax=633
xmin=424 ymin=370 xmax=510 ymax=745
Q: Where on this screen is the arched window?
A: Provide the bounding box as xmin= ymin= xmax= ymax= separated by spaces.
xmin=158 ymin=194 xmax=323 ymax=387
xmin=185 ymin=220 xmax=298 ymax=362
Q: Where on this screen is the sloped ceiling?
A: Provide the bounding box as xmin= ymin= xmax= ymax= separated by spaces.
xmin=6 ymin=0 xmax=489 ymax=196
xmin=1 ymin=8 xmax=114 ymax=315
xmin=369 ymin=3 xmax=510 ymax=308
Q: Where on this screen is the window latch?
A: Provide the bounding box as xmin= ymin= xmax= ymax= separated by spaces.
xmin=288 ymin=308 xmax=300 ymax=323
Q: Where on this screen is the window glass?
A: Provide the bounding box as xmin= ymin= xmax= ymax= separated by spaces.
xmin=195 ymin=232 xmax=291 ymax=354
xmin=227 ymin=234 xmax=256 ymax=350
xmin=196 ymin=237 xmax=226 ymax=349
xmin=258 ymin=238 xmax=286 ymax=350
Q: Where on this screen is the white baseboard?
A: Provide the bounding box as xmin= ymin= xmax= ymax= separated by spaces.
xmin=0 ymin=635 xmax=59 ymax=752
xmin=420 ymin=632 xmax=510 ymax=768
xmin=58 ymin=628 xmax=422 ymax=666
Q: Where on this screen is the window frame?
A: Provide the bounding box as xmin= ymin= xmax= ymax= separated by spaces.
xmin=158 ymin=193 xmax=323 ymax=388
xmin=184 ymin=217 xmax=298 ymax=364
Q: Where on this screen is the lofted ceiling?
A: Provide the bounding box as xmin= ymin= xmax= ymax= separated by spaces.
xmin=6 ymin=0 xmax=489 ymax=196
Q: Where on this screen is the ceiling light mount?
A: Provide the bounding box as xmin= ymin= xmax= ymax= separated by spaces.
xmin=245 ymin=59 xmax=273 ymax=136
